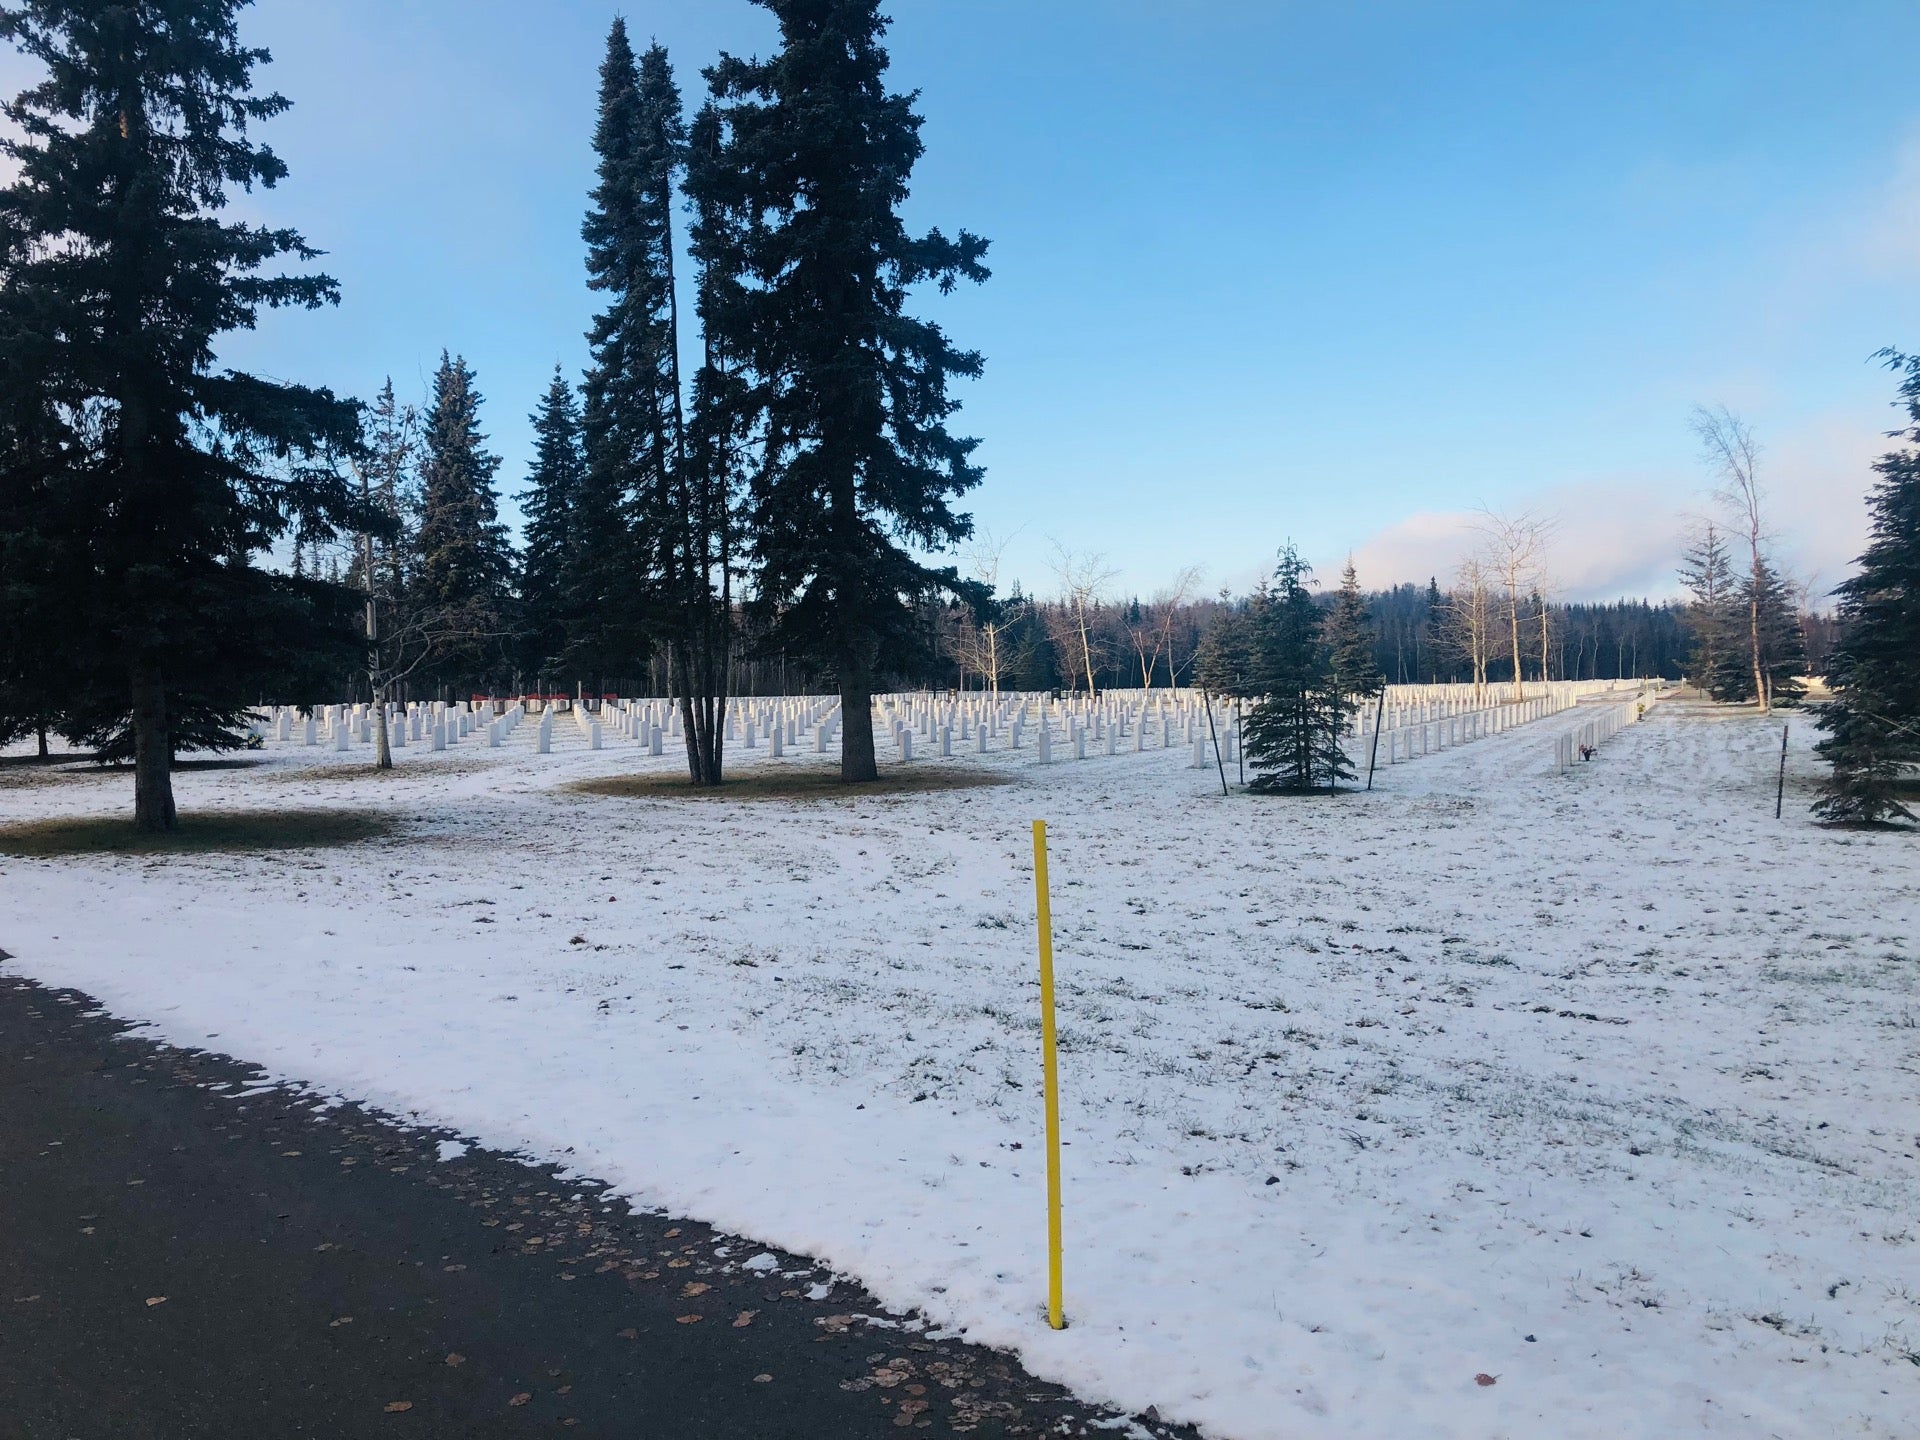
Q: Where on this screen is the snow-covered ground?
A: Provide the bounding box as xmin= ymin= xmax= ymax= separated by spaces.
xmin=2 ymin=699 xmax=1916 ymax=1438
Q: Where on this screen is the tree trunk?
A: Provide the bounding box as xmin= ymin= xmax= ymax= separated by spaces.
xmin=839 ymin=652 xmax=878 ymax=782
xmin=373 ymin=693 xmax=393 ymax=769
xmin=36 ymin=722 xmax=48 ymax=760
xmin=1749 ymin=577 xmax=1768 ymax=716
xmin=130 ymin=659 xmax=176 ymax=832
xmin=1508 ymin=593 xmax=1525 ymax=702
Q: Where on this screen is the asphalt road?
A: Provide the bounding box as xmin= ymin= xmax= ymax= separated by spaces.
xmin=0 ymin=971 xmax=1194 ymax=1440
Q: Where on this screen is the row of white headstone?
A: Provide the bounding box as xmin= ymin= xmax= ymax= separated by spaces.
xmin=1354 ymin=678 xmax=1648 ymax=736
xmin=256 ymin=681 xmax=1650 ymax=771
xmin=260 ymin=700 xmax=493 ymax=753
xmin=1552 ymin=689 xmax=1655 ymax=772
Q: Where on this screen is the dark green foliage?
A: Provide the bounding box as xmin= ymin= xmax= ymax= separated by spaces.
xmin=1326 ymin=558 xmax=1383 ymax=698
xmin=1703 ymin=558 xmax=1805 ymax=706
xmin=1193 ymin=597 xmax=1255 ymax=700
xmin=707 ymin=0 xmax=989 ymax=781
xmin=1753 ymin=561 xmax=1807 ymax=708
xmin=517 ymin=366 xmax=583 ymax=683
xmin=0 ymin=301 xmax=80 ymax=754
xmin=1678 ymin=524 xmax=1735 ymax=692
xmin=568 ymin=20 xmax=671 ymax=693
xmin=1242 ymin=546 xmax=1355 ymax=794
xmin=1419 ymin=577 xmax=1447 ymax=683
xmin=1816 ymin=350 xmax=1920 ymax=825
xmin=0 ymin=0 xmax=374 ymax=827
xmin=414 ymin=351 xmax=512 ymax=693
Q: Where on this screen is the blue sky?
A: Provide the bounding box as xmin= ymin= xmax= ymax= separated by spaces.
xmin=10 ymin=1 xmax=1919 ymax=602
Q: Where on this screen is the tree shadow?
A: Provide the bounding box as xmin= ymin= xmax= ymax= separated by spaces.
xmin=567 ymin=765 xmax=1012 ymax=803
xmin=0 ymin=809 xmax=397 ymax=857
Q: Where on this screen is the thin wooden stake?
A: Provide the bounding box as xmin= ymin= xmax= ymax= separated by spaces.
xmin=1365 ymin=689 xmax=1386 ymax=791
xmin=1202 ymin=695 xmax=1228 ymax=796
xmin=1775 ymin=724 xmax=1788 ymax=819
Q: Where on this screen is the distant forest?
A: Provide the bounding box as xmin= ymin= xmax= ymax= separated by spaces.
xmin=691 ymin=580 xmax=1839 ymax=698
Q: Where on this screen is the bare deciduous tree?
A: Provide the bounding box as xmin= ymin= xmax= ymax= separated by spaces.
xmin=1442 ymin=558 xmax=1494 ymax=699
xmin=1125 ymin=565 xmax=1203 ymax=694
xmin=948 ymin=529 xmax=1025 ymax=699
xmin=1047 ymin=541 xmax=1117 ymax=696
xmin=1473 ymin=507 xmax=1554 ymax=702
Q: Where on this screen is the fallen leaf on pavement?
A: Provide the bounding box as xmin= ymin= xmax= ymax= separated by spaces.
xmin=508 ymin=1392 xmax=532 ymax=1407
xmin=144 ymin=1296 xmax=167 ymax=1307
xmin=1474 ymin=1373 xmax=1498 ymax=1387
xmin=675 ymin=1314 xmax=702 ymax=1324
xmin=681 ymin=1281 xmax=710 ymax=1297
xmin=383 ymin=1401 xmax=412 ymax=1413
xmin=445 ymin=1353 xmax=465 ymax=1367
xmin=733 ymin=1310 xmax=758 ymax=1328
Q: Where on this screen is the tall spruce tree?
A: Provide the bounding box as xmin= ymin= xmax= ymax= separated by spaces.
xmin=518 ymin=366 xmax=583 ymax=686
xmin=571 ymin=20 xmax=673 ymax=698
xmin=415 ymin=351 xmax=512 ymax=696
xmin=673 ymin=97 xmax=757 ymax=785
xmin=0 ymin=0 xmax=372 ymax=828
xmin=1242 ymin=545 xmax=1354 ymax=794
xmin=708 ymin=0 xmax=990 ymax=782
xmin=1326 ymin=557 xmax=1384 ymax=700
xmin=1817 ymin=350 xmax=1920 ymax=824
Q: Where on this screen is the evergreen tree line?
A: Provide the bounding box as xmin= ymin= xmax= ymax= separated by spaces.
xmin=0 ymin=0 xmax=990 ymax=821
xmin=928 ymin=584 xmax=1791 ymax=695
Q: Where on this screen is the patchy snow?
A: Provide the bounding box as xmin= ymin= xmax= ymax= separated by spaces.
xmin=1 ymin=699 xmax=1916 ymax=1438
xmin=434 ymin=1138 xmax=469 ymax=1163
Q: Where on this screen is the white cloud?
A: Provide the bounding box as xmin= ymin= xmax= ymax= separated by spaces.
xmin=1341 ymin=404 xmax=1882 ymax=606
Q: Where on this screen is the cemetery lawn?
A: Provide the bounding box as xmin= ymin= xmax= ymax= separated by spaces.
xmin=1 ymin=701 xmax=1916 ymax=1439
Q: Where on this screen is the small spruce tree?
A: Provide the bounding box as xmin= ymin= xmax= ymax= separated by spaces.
xmin=1243 ymin=546 xmax=1355 ymax=794
xmin=518 ymin=366 xmax=584 ymax=686
xmin=415 ymin=352 xmax=513 ymax=695
xmin=1194 ymin=599 xmax=1256 ymax=703
xmin=1326 ymin=557 xmax=1384 ymax=700
xmin=1678 ymin=524 xmax=1735 ymax=692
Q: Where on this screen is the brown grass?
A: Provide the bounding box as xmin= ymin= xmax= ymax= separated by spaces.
xmin=0 ymin=808 xmax=397 ymax=857
xmin=567 ymin=763 xmax=1012 ymax=803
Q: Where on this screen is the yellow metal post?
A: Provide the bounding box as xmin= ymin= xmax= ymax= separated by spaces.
xmin=1032 ymin=819 xmax=1066 ymax=1330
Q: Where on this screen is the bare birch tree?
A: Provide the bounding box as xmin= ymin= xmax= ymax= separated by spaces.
xmin=1126 ymin=565 xmax=1203 ymax=694
xmin=1442 ymin=559 xmax=1494 ymax=698
xmin=1691 ymin=404 xmax=1772 ymax=714
xmin=1474 ymin=507 xmax=1553 ymax=702
xmin=1048 ymin=542 xmax=1117 ymax=696
xmin=948 ymin=529 xmax=1024 ymax=699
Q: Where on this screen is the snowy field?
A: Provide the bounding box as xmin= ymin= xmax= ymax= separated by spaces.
xmin=2 ymin=698 xmax=1916 ymax=1438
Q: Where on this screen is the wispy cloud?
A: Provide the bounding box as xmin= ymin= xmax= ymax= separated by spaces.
xmin=1341 ymin=400 xmax=1883 ymax=605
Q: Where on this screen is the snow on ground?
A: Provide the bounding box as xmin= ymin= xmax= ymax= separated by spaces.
xmin=2 ymin=699 xmax=1917 ymax=1438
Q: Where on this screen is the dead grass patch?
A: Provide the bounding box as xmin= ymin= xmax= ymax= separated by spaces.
xmin=0 ymin=808 xmax=397 ymax=857
xmin=568 ymin=763 xmax=1012 ymax=803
